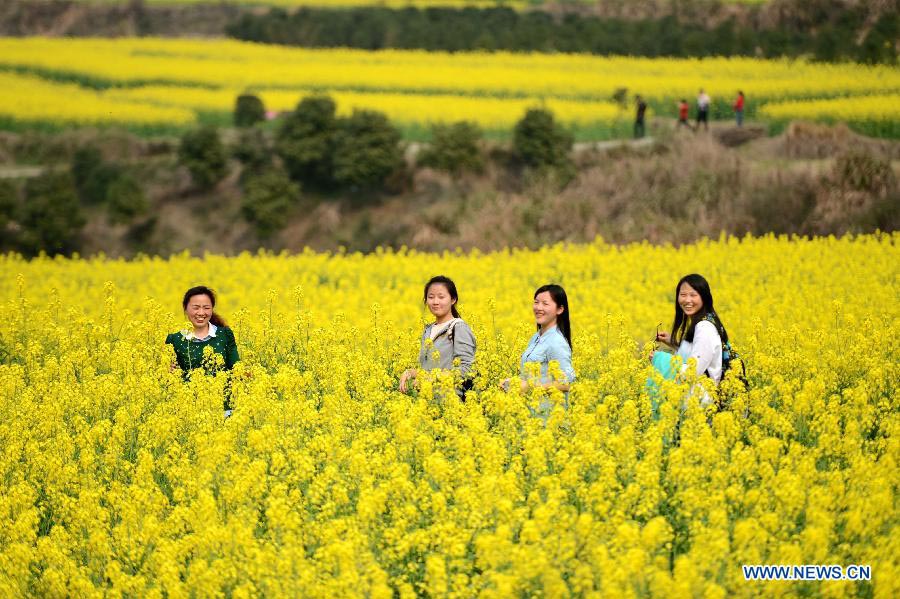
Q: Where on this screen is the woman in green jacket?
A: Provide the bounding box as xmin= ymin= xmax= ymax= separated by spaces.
xmin=166 ymin=285 xmax=240 ymax=416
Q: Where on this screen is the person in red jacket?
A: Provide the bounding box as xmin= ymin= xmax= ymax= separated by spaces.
xmin=733 ymin=91 xmax=745 ymax=127
xmin=677 ymin=99 xmax=690 ymax=130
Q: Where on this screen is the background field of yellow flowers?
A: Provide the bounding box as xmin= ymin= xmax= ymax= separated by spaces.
xmin=0 ymin=234 xmax=897 ymax=597
xmin=1 ymin=37 xmax=898 ymax=137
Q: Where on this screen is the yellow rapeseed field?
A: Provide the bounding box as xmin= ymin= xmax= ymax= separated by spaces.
xmin=0 ymin=37 xmax=897 ymax=136
xmin=103 ymin=85 xmax=626 ymax=131
xmin=0 ymin=234 xmax=897 ymax=597
xmin=0 ymin=72 xmax=194 ymax=129
xmin=3 ymin=38 xmax=896 ymax=100
xmin=759 ymin=94 xmax=900 ymax=137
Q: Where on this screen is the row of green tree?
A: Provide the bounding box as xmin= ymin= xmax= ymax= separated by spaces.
xmin=0 ymin=95 xmax=574 ymax=255
xmin=226 ymin=6 xmax=897 ymax=63
xmin=0 ymin=148 xmax=149 ymax=257
xmin=214 ymin=95 xmax=573 ymax=238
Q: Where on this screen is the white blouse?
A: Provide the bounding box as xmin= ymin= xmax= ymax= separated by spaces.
xmin=676 ymin=320 xmax=723 ymax=383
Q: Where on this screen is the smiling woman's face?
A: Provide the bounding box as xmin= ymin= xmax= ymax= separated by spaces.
xmin=677 ymin=283 xmax=703 ymax=317
xmin=185 ymin=294 xmax=213 ymax=328
xmin=533 ymin=291 xmax=563 ymax=328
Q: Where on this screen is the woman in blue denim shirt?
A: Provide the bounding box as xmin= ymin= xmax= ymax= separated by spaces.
xmin=501 ymin=284 xmax=575 ymax=397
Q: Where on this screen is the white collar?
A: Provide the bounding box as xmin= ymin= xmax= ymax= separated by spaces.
xmin=182 ymin=322 xmax=217 ymax=341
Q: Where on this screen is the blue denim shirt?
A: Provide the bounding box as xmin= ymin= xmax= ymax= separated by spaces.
xmin=519 ymin=326 xmax=575 ymax=384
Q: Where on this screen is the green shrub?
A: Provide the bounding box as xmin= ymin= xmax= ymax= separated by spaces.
xmin=71 ymin=146 xmax=102 ymax=191
xmin=513 ymin=108 xmax=574 ymax=172
xmin=106 ymin=173 xmax=149 ymax=225
xmin=0 ymin=180 xmax=19 ymax=249
xmin=20 ymin=173 xmax=85 ymax=256
xmin=419 ymin=121 xmax=484 ymax=175
xmin=241 ymin=167 xmax=301 ymax=238
xmin=332 ymin=110 xmax=404 ymax=188
xmin=233 ymin=127 xmax=272 ymax=172
xmin=234 ymin=94 xmax=266 ymax=127
xmin=178 ymin=126 xmax=228 ymax=190
xmin=71 ymin=146 xmax=121 ymax=205
xmin=858 ymin=13 xmax=899 ymax=64
xmin=275 ymin=97 xmax=404 ymax=191
xmin=275 ymin=95 xmax=337 ymax=187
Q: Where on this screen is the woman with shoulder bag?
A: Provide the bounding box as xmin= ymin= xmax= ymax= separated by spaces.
xmin=399 ymin=276 xmax=476 ymax=399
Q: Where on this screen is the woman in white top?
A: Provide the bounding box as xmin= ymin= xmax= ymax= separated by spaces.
xmin=655 ymin=274 xmax=729 ymax=405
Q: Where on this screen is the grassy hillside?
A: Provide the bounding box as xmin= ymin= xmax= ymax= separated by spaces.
xmin=1 ymin=122 xmax=897 ymax=256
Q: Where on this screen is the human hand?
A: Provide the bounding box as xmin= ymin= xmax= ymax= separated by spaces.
xmin=399 ymin=369 xmax=416 ymax=393
xmin=500 ymin=378 xmax=529 ymax=392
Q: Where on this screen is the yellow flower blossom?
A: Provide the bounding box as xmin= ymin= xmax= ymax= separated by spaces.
xmin=0 ymin=234 xmax=897 ymax=596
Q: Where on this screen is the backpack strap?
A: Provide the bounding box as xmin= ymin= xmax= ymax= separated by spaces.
xmin=703 ymin=312 xmax=726 ymax=339
xmin=450 ymin=319 xmax=463 ymax=341
xmin=698 ymin=313 xmax=724 ymax=380
xmin=442 ymin=319 xmax=460 ymax=342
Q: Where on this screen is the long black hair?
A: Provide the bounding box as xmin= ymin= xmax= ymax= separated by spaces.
xmin=670 ymin=274 xmax=729 ymax=345
xmin=182 ymin=285 xmax=227 ymax=328
xmin=534 ymin=284 xmax=572 ymax=351
xmin=424 ymin=275 xmax=460 ymax=318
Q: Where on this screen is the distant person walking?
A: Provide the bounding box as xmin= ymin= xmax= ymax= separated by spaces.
xmin=677 ymin=99 xmax=690 ymax=130
xmin=634 ymin=95 xmax=648 ymax=139
xmin=696 ymin=89 xmax=711 ymax=132
xmin=733 ymin=91 xmax=745 ymax=127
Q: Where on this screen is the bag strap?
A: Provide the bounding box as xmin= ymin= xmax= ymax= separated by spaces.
xmin=447 ymin=319 xmax=458 ymax=342
xmin=703 ymin=312 xmax=725 ymax=337
xmin=432 ymin=319 xmax=459 ymax=343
